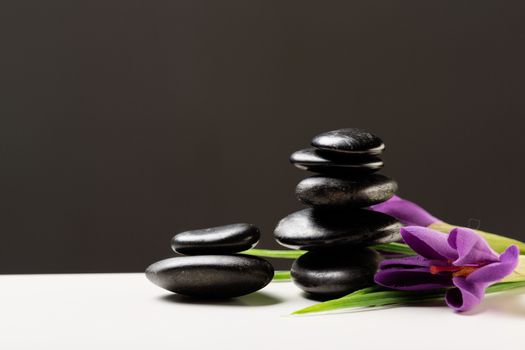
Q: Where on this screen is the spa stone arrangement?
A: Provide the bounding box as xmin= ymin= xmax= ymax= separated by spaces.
xmin=146 ymin=128 xmax=402 ymax=299
xmin=279 ymin=128 xmax=401 ymax=299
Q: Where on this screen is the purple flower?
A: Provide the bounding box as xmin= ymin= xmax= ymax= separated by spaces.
xmin=374 ymin=226 xmax=519 ymax=311
xmin=370 ymin=195 xmax=525 ymax=254
xmin=370 ymin=195 xmax=440 ymax=227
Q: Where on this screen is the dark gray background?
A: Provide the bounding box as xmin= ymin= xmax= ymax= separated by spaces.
xmin=1 ymin=1 xmax=524 ymax=274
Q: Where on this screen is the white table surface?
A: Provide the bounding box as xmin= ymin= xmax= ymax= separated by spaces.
xmin=1 ymin=273 xmax=524 ymax=349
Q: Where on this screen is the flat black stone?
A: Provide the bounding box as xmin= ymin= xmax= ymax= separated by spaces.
xmin=311 ymin=128 xmax=384 ymax=155
xmin=171 ymin=223 xmax=260 ymax=255
xmin=289 ymin=148 xmax=383 ymax=174
xmin=291 ymin=248 xmax=381 ymax=299
xmin=296 ymin=174 xmax=397 ymax=208
xmin=145 ymin=255 xmax=274 ymax=298
xmin=273 ymin=208 xmax=401 ymax=250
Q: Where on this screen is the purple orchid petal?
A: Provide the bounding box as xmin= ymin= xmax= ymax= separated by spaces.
xmin=448 ymin=228 xmax=499 ymax=266
xmin=401 ymin=226 xmax=458 ymax=261
xmin=466 ymin=245 xmax=519 ymax=284
xmin=375 ymin=223 xmax=520 ymax=312
xmin=379 ymin=255 xmax=433 ymax=269
xmin=370 ymin=195 xmax=440 ymax=227
xmin=446 ymin=277 xmax=486 ymax=312
xmin=375 ymin=267 xmax=454 ymax=291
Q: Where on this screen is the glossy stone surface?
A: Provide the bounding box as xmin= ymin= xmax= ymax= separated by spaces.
xmin=290 ymin=148 xmax=383 ymax=174
xmin=273 ymin=208 xmax=401 ymax=250
xmin=145 ymin=255 xmax=274 ymax=298
xmin=291 ymin=248 xmax=381 ymax=299
xmin=171 ymin=223 xmax=260 ymax=255
xmin=296 ymin=175 xmax=397 ymax=208
xmin=311 ymin=128 xmax=384 ymax=155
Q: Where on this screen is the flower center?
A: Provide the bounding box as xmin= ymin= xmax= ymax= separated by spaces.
xmin=429 ymin=265 xmax=478 ymax=277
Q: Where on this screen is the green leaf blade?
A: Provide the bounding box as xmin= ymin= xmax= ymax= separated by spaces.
xmin=273 ymin=270 xmax=292 ymax=281
xmin=292 ymin=280 xmax=525 ymax=315
xmin=371 ymin=242 xmax=415 ymax=255
xmin=242 ymin=248 xmax=305 ymax=259
xmin=292 ymin=289 xmax=443 ymax=315
xmin=243 ymin=243 xmax=416 ymax=259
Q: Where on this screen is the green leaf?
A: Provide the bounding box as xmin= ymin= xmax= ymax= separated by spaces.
xmin=243 ymin=243 xmax=415 ymax=260
xmin=273 ymin=270 xmax=292 ymax=281
xmin=242 ymin=248 xmax=305 ymax=259
xmin=485 ymin=280 xmax=525 ymax=293
xmin=292 ymin=289 xmax=443 ymax=315
xmin=292 ymin=280 xmax=525 ymax=315
xmin=371 ymin=242 xmax=415 ymax=255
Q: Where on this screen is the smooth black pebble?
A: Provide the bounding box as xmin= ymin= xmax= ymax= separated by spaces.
xmin=311 ymin=128 xmax=384 ymax=155
xmin=290 ymin=148 xmax=383 ymax=174
xmin=296 ymin=174 xmax=397 ymax=208
xmin=273 ymin=208 xmax=401 ymax=250
xmin=291 ymin=248 xmax=381 ymax=299
xmin=171 ymin=223 xmax=260 ymax=255
xmin=145 ymin=255 xmax=274 ymax=298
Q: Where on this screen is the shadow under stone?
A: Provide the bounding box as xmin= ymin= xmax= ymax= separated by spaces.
xmin=158 ymin=291 xmax=283 ymax=307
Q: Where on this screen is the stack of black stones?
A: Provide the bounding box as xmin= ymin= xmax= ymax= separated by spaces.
xmin=146 ymin=224 xmax=274 ymax=298
xmin=275 ymin=128 xmax=402 ymax=300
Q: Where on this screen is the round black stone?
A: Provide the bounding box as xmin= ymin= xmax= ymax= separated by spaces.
xmin=145 ymin=255 xmax=274 ymax=298
xmin=171 ymin=223 xmax=260 ymax=255
xmin=291 ymin=248 xmax=381 ymax=299
xmin=273 ymin=208 xmax=401 ymax=250
xmin=311 ymin=128 xmax=384 ymax=155
xmin=290 ymin=148 xmax=383 ymax=174
xmin=296 ymin=174 xmax=397 ymax=208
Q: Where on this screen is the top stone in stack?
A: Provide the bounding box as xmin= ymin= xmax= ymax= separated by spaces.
xmin=311 ymin=128 xmax=385 ymax=156
xmin=290 ymin=128 xmax=385 ymax=175
xmin=171 ymin=223 xmax=261 ymax=255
